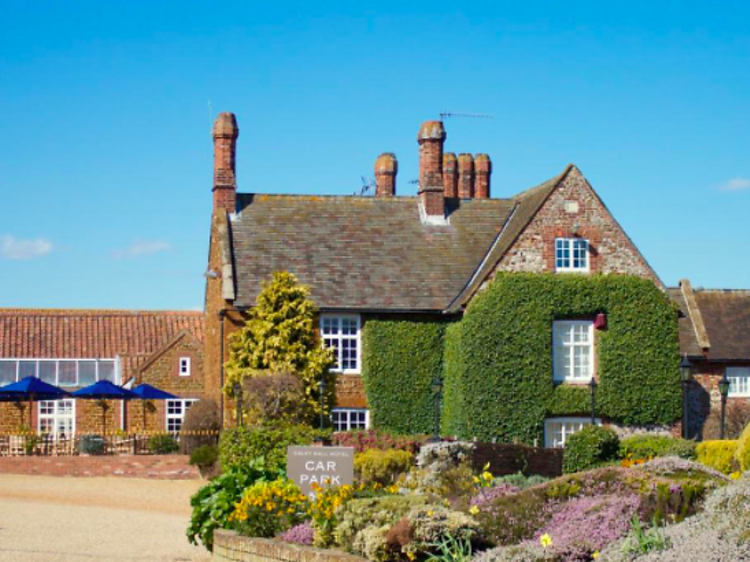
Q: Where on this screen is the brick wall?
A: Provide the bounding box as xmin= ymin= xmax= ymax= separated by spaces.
xmin=688 ymin=359 xmax=750 ymax=438
xmin=214 ymin=530 xmax=366 ymax=562
xmin=493 ymin=166 xmax=659 ymax=283
xmin=470 ymin=442 xmax=563 ymax=478
xmin=0 ymin=454 xmax=199 ymax=479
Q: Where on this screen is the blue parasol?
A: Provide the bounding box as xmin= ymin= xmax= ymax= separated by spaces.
xmin=72 ymin=380 xmax=138 ymax=434
xmin=131 ymin=384 xmax=177 ymax=431
xmin=0 ymin=376 xmax=70 ymax=426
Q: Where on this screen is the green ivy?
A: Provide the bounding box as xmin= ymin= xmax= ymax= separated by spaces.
xmin=362 ymin=319 xmax=448 ymax=434
xmin=441 ymin=321 xmax=464 ymax=437
xmin=445 ymin=273 xmax=681 ymax=444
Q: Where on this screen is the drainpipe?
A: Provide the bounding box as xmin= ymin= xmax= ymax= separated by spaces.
xmin=218 ymin=309 xmax=226 ymax=428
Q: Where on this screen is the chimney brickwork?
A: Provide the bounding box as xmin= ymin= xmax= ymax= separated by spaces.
xmin=442 ymin=152 xmax=458 ymax=198
xmin=374 ymin=153 xmax=398 ymax=197
xmin=212 ymin=112 xmax=239 ymax=214
xmin=457 ymin=153 xmax=474 ymax=199
xmin=474 ymin=153 xmax=491 ymax=199
xmin=417 ymin=121 xmax=446 ymax=217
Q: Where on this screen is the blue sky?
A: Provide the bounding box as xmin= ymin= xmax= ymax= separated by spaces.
xmin=1 ymin=1 xmax=748 ymax=310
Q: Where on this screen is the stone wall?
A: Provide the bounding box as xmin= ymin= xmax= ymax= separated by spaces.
xmin=214 ymin=530 xmax=366 ymax=562
xmin=689 ymin=359 xmax=750 ymax=439
xmin=493 ymin=166 xmax=659 ymax=283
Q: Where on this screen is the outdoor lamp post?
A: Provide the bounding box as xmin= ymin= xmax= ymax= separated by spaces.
xmin=233 ymin=381 xmax=243 ymax=428
xmin=428 ymin=375 xmax=443 ymax=443
xmin=680 ymin=355 xmax=693 ymax=439
xmin=718 ymin=371 xmax=731 ymax=440
xmin=318 ymin=377 xmax=327 ymax=431
xmin=589 ymin=377 xmax=598 ymax=425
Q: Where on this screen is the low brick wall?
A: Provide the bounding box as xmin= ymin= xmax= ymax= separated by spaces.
xmin=471 ymin=442 xmax=563 ymax=478
xmin=214 ymin=530 xmax=366 ymax=562
xmin=0 ymin=454 xmax=199 ymax=479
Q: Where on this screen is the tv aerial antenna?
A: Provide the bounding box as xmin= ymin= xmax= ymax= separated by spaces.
xmin=357 ymin=176 xmax=376 ymax=196
xmin=439 ymin=111 xmax=495 ymax=120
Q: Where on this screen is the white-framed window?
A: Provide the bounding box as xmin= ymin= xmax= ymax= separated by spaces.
xmin=331 ymin=408 xmax=369 ymax=432
xmin=321 ymin=314 xmax=361 ymax=374
xmin=0 ymin=359 xmax=120 ymax=387
xmin=179 ymin=357 xmax=191 ymax=377
xmin=544 ymin=417 xmax=600 ymax=448
xmin=38 ymin=399 xmax=76 ymax=438
xmin=555 ymin=238 xmax=589 ymax=272
xmin=553 ymin=321 xmax=594 ymax=383
xmin=165 ymin=399 xmax=198 ymax=432
xmin=727 ymin=367 xmax=750 ymax=398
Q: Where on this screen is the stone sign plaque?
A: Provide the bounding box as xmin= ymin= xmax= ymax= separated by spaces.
xmin=287 ymin=446 xmax=355 ymax=497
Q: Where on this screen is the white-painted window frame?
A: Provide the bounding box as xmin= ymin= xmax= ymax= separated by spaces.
xmin=320 ymin=314 xmax=362 ymax=374
xmin=179 ymin=357 xmax=191 ymax=377
xmin=38 ymin=399 xmax=76 ymax=438
xmin=555 ymin=238 xmax=590 ymax=273
xmin=727 ymin=367 xmax=750 ymax=398
xmin=165 ymin=398 xmax=198 ymax=432
xmin=331 ymin=408 xmax=369 ymax=432
xmin=553 ymin=321 xmax=595 ymax=383
xmin=544 ymin=416 xmax=600 ymax=448
xmin=0 ymin=358 xmax=121 ymax=387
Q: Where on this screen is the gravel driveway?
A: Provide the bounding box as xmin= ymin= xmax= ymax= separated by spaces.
xmin=0 ymin=474 xmax=211 ymax=562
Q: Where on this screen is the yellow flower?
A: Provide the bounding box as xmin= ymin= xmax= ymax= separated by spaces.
xmin=540 ymin=533 xmax=553 ymax=548
xmin=592 ymin=551 xmax=600 ymax=560
xmin=427 ymin=510 xmax=434 ymax=517
xmin=469 ymin=506 xmax=480 ymax=515
xmin=407 ymin=552 xmax=416 ymax=561
xmin=731 ymin=471 xmax=742 ymax=480
xmin=482 ymin=471 xmax=493 ymax=481
xmin=473 ymin=476 xmax=480 ymax=484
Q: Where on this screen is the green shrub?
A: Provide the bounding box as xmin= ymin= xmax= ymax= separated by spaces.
xmin=445 ymin=273 xmax=681 ymax=443
xmin=148 ymin=433 xmax=179 ymax=454
xmin=189 ymin=445 xmax=219 ymax=468
xmin=334 ymin=495 xmax=428 ymax=560
xmin=562 ymin=426 xmax=620 ymax=474
xmin=619 ymin=434 xmax=696 ymax=460
xmin=180 ymin=398 xmax=220 ymax=455
xmin=354 ymin=449 xmax=414 ymax=485
xmin=79 ymin=434 xmax=105 ymax=455
xmin=362 ymin=319 xmax=448 ymax=434
xmin=696 ymin=440 xmax=738 ymax=475
xmin=735 ymin=421 xmax=750 ymax=472
xmin=494 ymin=472 xmax=549 ymax=490
xmin=186 ymin=459 xmax=279 ymax=551
xmin=441 ymin=321 xmax=465 ymax=437
xmin=219 ymin=423 xmax=326 ymax=474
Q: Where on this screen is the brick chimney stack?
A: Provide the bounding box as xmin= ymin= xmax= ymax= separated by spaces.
xmin=442 ymin=152 xmax=458 ymax=198
xmin=474 ymin=154 xmax=491 ymax=199
xmin=212 ymin=112 xmax=239 ymax=214
xmin=418 ymin=121 xmax=446 ymax=218
xmin=457 ymin=153 xmax=474 ymax=198
xmin=374 ymin=153 xmax=398 ymax=197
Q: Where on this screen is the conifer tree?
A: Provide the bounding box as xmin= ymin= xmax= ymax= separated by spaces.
xmin=224 ymin=271 xmax=335 ymax=424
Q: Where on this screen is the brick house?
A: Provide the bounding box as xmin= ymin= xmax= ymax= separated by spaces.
xmin=204 ymin=113 xmax=679 ymax=445
xmin=671 ymin=281 xmax=750 ymax=437
xmin=0 ymin=309 xmax=205 ymax=435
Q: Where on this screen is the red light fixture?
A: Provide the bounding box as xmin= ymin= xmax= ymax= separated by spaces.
xmin=594 ymin=313 xmax=607 ymax=330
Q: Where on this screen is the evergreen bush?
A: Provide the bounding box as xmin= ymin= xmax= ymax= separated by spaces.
xmin=696 ymin=440 xmax=738 ymax=475
xmin=619 ymin=435 xmax=696 ymax=460
xmin=563 ymin=426 xmax=620 ymax=474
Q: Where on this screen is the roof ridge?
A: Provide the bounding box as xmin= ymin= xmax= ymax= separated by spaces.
xmin=694 ymin=288 xmax=750 ymax=295
xmin=0 ymin=308 xmax=204 ymax=316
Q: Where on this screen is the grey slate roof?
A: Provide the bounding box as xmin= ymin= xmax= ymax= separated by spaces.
xmin=230 ymin=194 xmax=515 ymax=311
xmin=667 ymin=288 xmax=705 ymax=358
xmin=695 ymin=290 xmax=750 ymax=361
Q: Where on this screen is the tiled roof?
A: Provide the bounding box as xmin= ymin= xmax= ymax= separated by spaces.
xmin=230 ymin=193 xmax=515 ymax=311
xmin=694 ymin=290 xmax=750 ymax=361
xmin=0 ymin=309 xmax=204 ymax=359
xmin=667 ymin=288 xmax=705 ymax=358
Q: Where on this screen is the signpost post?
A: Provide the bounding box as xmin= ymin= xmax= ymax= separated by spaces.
xmin=286 ymin=445 xmax=355 ymax=498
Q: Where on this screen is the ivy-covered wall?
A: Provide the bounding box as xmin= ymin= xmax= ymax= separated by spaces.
xmin=446 ymin=273 xmax=681 ymax=444
xmin=361 ymin=319 xmax=448 ymax=434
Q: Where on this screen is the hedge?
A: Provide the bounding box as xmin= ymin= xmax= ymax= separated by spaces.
xmin=619 ymin=434 xmax=696 ymax=460
xmin=562 ymin=425 xmax=620 ymax=473
xmin=441 ymin=321 xmax=464 ymax=437
xmin=445 ymin=273 xmax=681 ymax=444
xmin=362 ymin=319 xmax=448 ymax=434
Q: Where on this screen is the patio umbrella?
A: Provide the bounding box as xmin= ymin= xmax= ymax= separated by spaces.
xmin=0 ymin=376 xmax=70 ymax=427
xmin=72 ymin=380 xmax=138 ymax=435
xmin=131 ymin=384 xmax=177 ymax=431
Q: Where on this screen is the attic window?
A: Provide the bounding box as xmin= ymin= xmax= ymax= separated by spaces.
xmin=179 ymin=357 xmax=191 ymax=377
xmin=555 ymin=238 xmax=589 ymax=272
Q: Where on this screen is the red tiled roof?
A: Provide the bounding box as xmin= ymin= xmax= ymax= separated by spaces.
xmin=0 ymin=309 xmax=204 ymax=359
